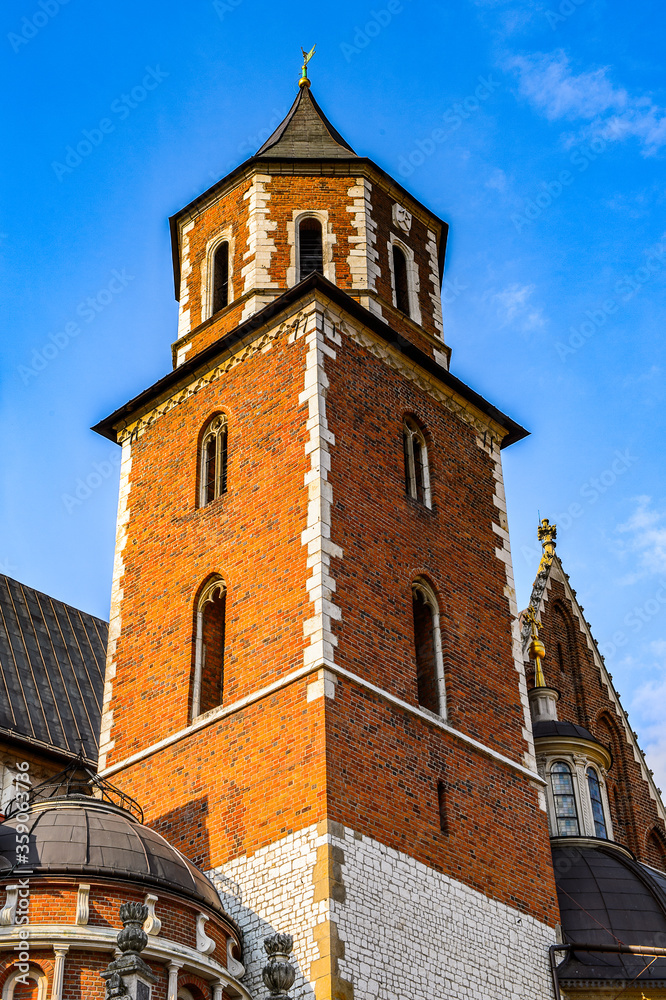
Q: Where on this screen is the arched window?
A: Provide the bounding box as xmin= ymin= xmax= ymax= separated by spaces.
xmin=647 ymin=827 xmax=666 ymax=872
xmin=212 ymin=241 xmax=229 ymax=314
xmin=2 ymin=967 xmax=47 ymax=1000
xmin=392 ymin=244 xmax=410 ymax=315
xmin=192 ymin=578 xmax=226 ymax=719
xmin=199 ymin=415 xmax=228 ymax=507
xmin=298 ymin=218 xmax=323 ymax=280
xmin=403 ymin=418 xmax=431 ymax=508
xmin=587 ymin=767 xmax=607 ymax=838
xmin=551 ymin=762 xmax=580 ymax=836
xmin=412 ymin=579 xmax=446 ymax=717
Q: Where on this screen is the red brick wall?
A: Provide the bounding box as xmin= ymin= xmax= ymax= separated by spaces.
xmin=537 ymin=577 xmax=666 ymax=866
xmin=172 ymin=168 xmax=445 ymax=369
xmin=106 ymin=334 xmax=311 ymax=761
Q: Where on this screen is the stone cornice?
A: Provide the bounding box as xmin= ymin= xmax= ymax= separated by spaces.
xmin=0 ymin=924 xmax=251 ymax=998
xmin=93 ymin=281 xmax=527 ymax=450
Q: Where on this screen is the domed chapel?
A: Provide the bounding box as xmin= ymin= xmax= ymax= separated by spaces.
xmin=2 ymin=56 xmax=666 ymax=1000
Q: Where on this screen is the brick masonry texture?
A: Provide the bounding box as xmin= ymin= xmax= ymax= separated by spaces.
xmin=528 ymin=558 xmax=666 ymax=868
xmin=101 ymin=295 xmax=558 ymax=937
xmin=171 ymin=167 xmax=448 ymax=372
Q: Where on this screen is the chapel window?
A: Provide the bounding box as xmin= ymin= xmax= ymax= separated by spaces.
xmin=212 ymin=241 xmax=229 ymax=314
xmin=299 ymin=218 xmax=323 ymax=280
xmin=551 ymin=762 xmax=580 ymax=836
xmin=199 ymin=415 xmax=228 ymax=507
xmin=403 ymin=417 xmax=431 ymax=508
xmin=392 ymin=244 xmax=410 ymax=315
xmin=192 ymin=579 xmax=226 ymax=720
xmin=412 ymin=579 xmax=446 ymax=717
xmin=587 ymin=767 xmax=608 ymax=839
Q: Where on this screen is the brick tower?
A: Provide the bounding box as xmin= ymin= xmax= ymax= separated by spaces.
xmin=94 ymin=71 xmax=559 ymax=998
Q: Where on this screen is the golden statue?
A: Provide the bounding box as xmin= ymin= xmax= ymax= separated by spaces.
xmin=525 ymin=604 xmax=547 ymax=688
xmin=537 ymin=518 xmax=557 ymax=574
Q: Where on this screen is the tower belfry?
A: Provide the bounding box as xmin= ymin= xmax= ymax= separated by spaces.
xmin=93 ymin=75 xmax=559 ymax=999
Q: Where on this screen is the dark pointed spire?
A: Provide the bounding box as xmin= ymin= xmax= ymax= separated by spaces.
xmin=256 ymin=86 xmax=358 ymax=159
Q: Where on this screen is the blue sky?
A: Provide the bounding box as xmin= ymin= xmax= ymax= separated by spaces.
xmin=2 ymin=1 xmax=665 ymax=779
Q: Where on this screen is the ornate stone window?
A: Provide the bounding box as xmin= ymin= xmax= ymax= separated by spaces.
xmin=298 ymin=217 xmax=324 ymax=280
xmin=199 ymin=415 xmax=228 ymax=507
xmin=191 ymin=577 xmax=226 ymax=720
xmin=587 ymin=766 xmax=608 ymax=838
xmin=403 ymin=417 xmax=431 ymax=508
xmin=551 ymin=761 xmax=580 ymax=836
xmin=411 ymin=578 xmax=446 ymax=718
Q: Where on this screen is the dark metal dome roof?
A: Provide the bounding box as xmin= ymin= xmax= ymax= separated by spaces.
xmin=553 ymin=840 xmax=666 ymax=983
xmin=0 ymin=796 xmax=225 ymax=917
xmin=533 ymin=719 xmax=601 ymax=743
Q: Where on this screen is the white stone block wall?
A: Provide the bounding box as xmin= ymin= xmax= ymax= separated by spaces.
xmin=211 ymin=823 xmax=556 ymax=1000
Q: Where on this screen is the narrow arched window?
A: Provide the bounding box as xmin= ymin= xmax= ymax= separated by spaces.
xmin=392 ymin=244 xmax=410 ymax=315
xmin=299 ymin=218 xmax=323 ymax=280
xmin=551 ymin=762 xmax=580 ymax=836
xmin=192 ymin=578 xmax=226 ymax=719
xmin=412 ymin=579 xmax=446 ymax=717
xmin=199 ymin=415 xmax=228 ymax=507
xmin=212 ymin=241 xmax=229 ymax=314
xmin=587 ymin=767 xmax=607 ymax=839
xmin=403 ymin=418 xmax=431 ymax=508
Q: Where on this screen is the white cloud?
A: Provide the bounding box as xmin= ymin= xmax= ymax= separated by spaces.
xmin=616 ymin=496 xmax=666 ymax=579
xmin=506 ymin=50 xmax=666 ymax=156
xmin=492 ymin=282 xmax=546 ymax=334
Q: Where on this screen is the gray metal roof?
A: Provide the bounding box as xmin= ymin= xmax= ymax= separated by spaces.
xmin=0 ymin=575 xmax=107 ymax=762
xmin=256 ymin=86 xmax=357 ymax=159
xmin=554 ymin=841 xmax=666 ymax=982
xmin=0 ymin=797 xmax=227 ymax=918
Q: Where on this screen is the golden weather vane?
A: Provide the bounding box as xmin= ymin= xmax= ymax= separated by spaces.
xmin=299 ymin=45 xmax=316 ymax=88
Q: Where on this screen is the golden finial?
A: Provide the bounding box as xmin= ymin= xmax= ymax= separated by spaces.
xmin=299 ymin=45 xmax=316 ymax=88
xmin=537 ymin=517 xmax=557 ymax=574
xmin=525 ymin=604 xmax=547 ymax=687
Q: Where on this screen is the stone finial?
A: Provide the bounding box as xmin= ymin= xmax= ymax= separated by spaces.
xmin=101 ymin=902 xmax=157 ymax=999
xmin=262 ymin=933 xmax=295 ymax=998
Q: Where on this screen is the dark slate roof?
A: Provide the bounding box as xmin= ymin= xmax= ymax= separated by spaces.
xmin=256 ymin=86 xmax=357 ymax=159
xmin=554 ymin=841 xmax=666 ymax=983
xmin=0 ymin=576 xmax=107 ymax=762
xmin=533 ymin=719 xmax=603 ymax=744
xmin=0 ymin=797 xmax=228 ymax=919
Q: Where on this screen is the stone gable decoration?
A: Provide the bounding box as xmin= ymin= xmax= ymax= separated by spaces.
xmin=392 ymin=202 xmax=412 ymax=232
